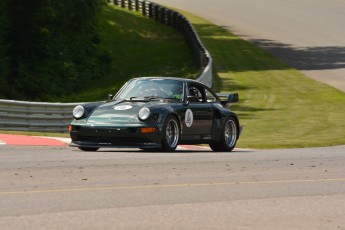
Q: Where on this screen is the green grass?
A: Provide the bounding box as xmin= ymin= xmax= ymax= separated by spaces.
xmin=182 ymin=11 xmax=345 ymax=149
xmin=56 ymin=4 xmax=199 ymax=102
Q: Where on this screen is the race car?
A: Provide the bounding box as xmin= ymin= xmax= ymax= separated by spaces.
xmin=69 ymin=77 xmax=241 ymax=152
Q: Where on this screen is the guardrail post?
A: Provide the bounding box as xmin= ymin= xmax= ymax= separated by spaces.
xmin=170 ymin=11 xmax=177 ymax=28
xmin=135 ymin=0 xmax=139 ymax=11
xmin=160 ymin=7 xmax=166 ymax=24
xmin=154 ymin=4 xmax=159 ymax=21
xmin=128 ymin=0 xmax=132 ymax=10
xmin=141 ymin=1 xmax=146 ymax=16
xmin=148 ymin=2 xmax=154 ymax=19
xmin=165 ymin=9 xmax=172 ymax=27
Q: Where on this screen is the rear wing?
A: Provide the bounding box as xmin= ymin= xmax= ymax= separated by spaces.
xmin=216 ymin=93 xmax=239 ymax=107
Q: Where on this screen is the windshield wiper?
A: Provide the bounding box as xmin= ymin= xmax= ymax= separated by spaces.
xmin=125 ymin=96 xmax=165 ymax=101
xmin=144 ymin=96 xmax=161 ymax=101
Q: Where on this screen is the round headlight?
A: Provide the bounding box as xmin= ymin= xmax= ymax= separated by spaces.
xmin=73 ymin=105 xmax=85 ymax=119
xmin=138 ymin=107 xmax=150 ymax=120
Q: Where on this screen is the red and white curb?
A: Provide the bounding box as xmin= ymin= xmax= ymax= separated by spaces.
xmin=0 ymin=134 xmax=68 ymax=146
xmin=0 ymin=134 xmax=247 ymax=151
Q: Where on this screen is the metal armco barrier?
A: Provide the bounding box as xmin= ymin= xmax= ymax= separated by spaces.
xmin=0 ymin=100 xmax=82 ymax=132
xmin=0 ymin=0 xmax=213 ymax=132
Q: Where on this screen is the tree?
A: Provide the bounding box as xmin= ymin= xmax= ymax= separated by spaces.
xmin=0 ymin=0 xmax=9 ymax=98
xmin=3 ymin=0 xmax=108 ymax=100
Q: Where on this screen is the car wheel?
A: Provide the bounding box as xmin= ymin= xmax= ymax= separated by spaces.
xmin=161 ymin=115 xmax=180 ymax=152
xmin=78 ymin=147 xmax=99 ymax=152
xmin=210 ymin=117 xmax=238 ymax=152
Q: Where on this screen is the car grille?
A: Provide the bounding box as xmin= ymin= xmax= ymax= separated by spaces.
xmin=76 ymin=136 xmax=151 ymax=145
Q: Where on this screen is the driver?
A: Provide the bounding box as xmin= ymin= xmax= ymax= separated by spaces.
xmin=171 ymin=83 xmax=183 ymax=100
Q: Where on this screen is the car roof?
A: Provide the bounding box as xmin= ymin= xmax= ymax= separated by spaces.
xmin=132 ymin=77 xmax=201 ymax=84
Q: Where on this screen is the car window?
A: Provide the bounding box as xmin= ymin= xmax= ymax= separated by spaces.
xmin=187 ymin=84 xmax=205 ymax=103
xmin=205 ymin=89 xmax=217 ymax=102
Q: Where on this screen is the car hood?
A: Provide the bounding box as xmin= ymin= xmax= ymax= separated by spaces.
xmin=86 ymin=100 xmax=157 ymax=124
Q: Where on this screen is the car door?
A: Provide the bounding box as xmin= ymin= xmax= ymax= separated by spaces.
xmin=181 ymin=83 xmax=214 ymax=139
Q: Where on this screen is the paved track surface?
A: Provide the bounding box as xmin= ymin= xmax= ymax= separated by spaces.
xmin=1 ymin=145 xmax=345 ymax=229
xmin=153 ymin=0 xmax=345 ymax=92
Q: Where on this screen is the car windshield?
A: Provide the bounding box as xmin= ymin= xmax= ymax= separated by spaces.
xmin=115 ymin=79 xmax=184 ymax=101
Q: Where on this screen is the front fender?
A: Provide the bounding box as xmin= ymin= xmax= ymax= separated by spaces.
xmin=71 ymin=101 xmax=104 ymax=121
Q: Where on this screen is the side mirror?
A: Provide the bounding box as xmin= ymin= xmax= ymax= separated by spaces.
xmin=107 ymin=94 xmax=113 ymax=101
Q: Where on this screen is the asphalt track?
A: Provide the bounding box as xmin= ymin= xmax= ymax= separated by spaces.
xmin=1 ymin=141 xmax=345 ymax=229
xmin=153 ymin=0 xmax=345 ymax=92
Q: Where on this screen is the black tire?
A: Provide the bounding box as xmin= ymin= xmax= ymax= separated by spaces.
xmin=161 ymin=115 xmax=180 ymax=152
xmin=78 ymin=147 xmax=99 ymax=152
xmin=210 ymin=117 xmax=238 ymax=152
xmin=209 ymin=143 xmax=221 ymax=152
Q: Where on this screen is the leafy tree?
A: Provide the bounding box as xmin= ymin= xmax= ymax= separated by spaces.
xmin=3 ymin=0 xmax=108 ymax=101
xmin=0 ymin=0 xmax=9 ymax=98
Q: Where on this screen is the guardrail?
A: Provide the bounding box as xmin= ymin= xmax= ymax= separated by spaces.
xmin=0 ymin=0 xmax=212 ymax=132
xmin=0 ymin=100 xmax=81 ymax=132
xmin=110 ymin=0 xmax=213 ymax=86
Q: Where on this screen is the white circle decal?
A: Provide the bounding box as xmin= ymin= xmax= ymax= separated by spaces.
xmin=185 ymin=109 xmax=193 ymax=127
xmin=114 ymin=105 xmax=132 ymax=111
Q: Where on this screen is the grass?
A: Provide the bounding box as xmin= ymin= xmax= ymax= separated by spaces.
xmin=181 ymin=11 xmax=345 ymax=149
xmin=56 ymin=4 xmax=199 ymax=102
xmin=3 ymin=5 xmax=345 ymax=149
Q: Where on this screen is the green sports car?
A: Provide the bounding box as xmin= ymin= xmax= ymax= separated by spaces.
xmin=69 ymin=77 xmax=241 ymax=152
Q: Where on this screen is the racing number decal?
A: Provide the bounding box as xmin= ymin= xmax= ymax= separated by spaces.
xmin=114 ymin=105 xmax=132 ymax=110
xmin=185 ymin=109 xmax=193 ymax=127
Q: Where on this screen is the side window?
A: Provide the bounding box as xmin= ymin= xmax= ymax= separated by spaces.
xmin=205 ymin=89 xmax=217 ymax=102
xmin=187 ymin=84 xmax=206 ymax=102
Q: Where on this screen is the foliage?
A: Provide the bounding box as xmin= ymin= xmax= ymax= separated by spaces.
xmin=0 ymin=2 xmax=197 ymax=102
xmin=0 ymin=0 xmax=9 ymax=95
xmin=1 ymin=0 xmax=109 ymax=101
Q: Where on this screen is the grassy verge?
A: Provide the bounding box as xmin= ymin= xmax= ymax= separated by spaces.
xmin=182 ymin=11 xmax=345 ymax=149
xmin=55 ymin=4 xmax=199 ymax=102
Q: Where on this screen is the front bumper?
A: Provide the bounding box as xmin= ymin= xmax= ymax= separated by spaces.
xmin=69 ymin=125 xmax=162 ymax=149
